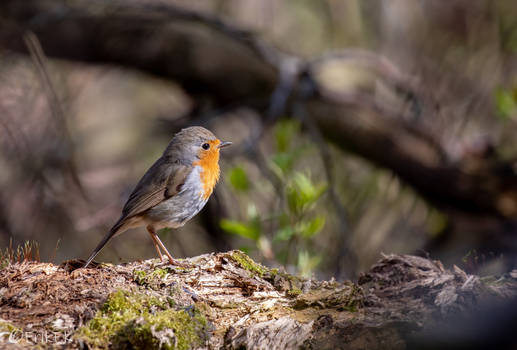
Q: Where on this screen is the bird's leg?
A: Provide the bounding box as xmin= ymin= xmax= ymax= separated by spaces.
xmin=147 ymin=228 xmax=165 ymax=262
xmin=146 ymin=225 xmax=184 ymax=266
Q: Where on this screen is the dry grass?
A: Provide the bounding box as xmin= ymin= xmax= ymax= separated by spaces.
xmin=0 ymin=240 xmax=40 ymax=267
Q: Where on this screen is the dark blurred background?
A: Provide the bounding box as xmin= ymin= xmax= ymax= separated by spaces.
xmin=1 ymin=0 xmax=517 ymax=280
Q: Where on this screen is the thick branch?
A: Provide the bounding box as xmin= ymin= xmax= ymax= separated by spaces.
xmin=0 ymin=0 xmax=277 ymax=106
xmin=307 ymin=97 xmax=510 ymax=215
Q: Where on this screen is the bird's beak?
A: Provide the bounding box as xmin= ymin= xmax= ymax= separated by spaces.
xmin=218 ymin=141 xmax=232 ymax=149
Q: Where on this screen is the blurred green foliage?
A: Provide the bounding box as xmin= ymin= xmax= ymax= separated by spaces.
xmin=286 ymin=173 xmax=327 ymax=215
xmin=221 ymin=120 xmax=327 ymax=277
xmin=220 ymin=206 xmax=261 ymax=241
xmin=495 ymin=87 xmax=517 ymax=120
xmin=499 ymin=10 xmax=517 ymax=53
xmin=228 ymin=166 xmax=250 ymax=192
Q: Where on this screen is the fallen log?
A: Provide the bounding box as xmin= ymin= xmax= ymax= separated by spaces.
xmin=0 ymin=251 xmax=516 ymax=349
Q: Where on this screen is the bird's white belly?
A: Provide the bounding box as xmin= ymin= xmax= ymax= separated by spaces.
xmin=144 ymin=166 xmax=208 ymax=228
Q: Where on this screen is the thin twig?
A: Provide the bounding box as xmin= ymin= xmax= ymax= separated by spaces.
xmin=23 ymin=31 xmax=88 ymax=200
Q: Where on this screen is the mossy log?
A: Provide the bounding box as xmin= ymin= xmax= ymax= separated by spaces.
xmin=0 ymin=251 xmax=517 ymax=349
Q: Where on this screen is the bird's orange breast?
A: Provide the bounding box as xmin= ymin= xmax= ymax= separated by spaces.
xmin=193 ymin=140 xmax=221 ymax=200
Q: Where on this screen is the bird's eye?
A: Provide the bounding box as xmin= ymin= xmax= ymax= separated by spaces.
xmin=202 ymin=143 xmax=210 ymax=150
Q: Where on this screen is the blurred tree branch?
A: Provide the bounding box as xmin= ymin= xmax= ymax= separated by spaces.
xmin=23 ymin=31 xmax=87 ymax=200
xmin=2 ymin=0 xmax=517 ymax=221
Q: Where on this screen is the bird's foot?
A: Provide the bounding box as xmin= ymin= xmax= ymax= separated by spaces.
xmin=166 ymin=257 xmax=192 ymax=268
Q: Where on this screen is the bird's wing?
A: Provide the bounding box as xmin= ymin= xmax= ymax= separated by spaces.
xmin=120 ymin=157 xmax=192 ymax=220
xmin=83 ymin=157 xmax=192 ymax=268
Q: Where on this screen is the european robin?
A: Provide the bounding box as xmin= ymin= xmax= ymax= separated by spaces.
xmin=83 ymin=126 xmax=231 ymax=268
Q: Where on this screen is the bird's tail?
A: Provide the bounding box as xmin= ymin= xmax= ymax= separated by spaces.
xmin=82 ymin=218 xmax=126 ymax=268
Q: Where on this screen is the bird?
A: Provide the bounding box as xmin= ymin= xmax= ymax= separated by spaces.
xmin=82 ymin=126 xmax=231 ymax=268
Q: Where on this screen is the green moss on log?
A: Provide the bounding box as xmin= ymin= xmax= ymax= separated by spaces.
xmin=230 ymin=250 xmax=267 ymax=277
xmin=76 ymin=290 xmax=208 ymax=349
xmin=133 ymin=268 xmax=169 ymax=288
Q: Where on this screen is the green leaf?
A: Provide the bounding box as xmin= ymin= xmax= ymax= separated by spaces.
xmin=495 ymin=87 xmax=517 ymax=120
xmin=297 ymin=250 xmax=322 ymax=278
xmin=238 ymin=246 xmax=251 ymax=254
xmin=274 ymin=227 xmax=295 ymax=241
xmin=293 ymin=172 xmax=315 ymax=199
xmin=300 ymin=216 xmax=326 ymax=238
xmin=274 ymin=119 xmax=300 ymax=152
xmin=228 ymin=166 xmax=250 ymax=191
xmin=313 ymin=183 xmax=327 ymax=201
xmin=220 ymin=219 xmax=260 ymax=241
xmin=286 ymin=185 xmax=303 ymax=214
xmin=269 ymin=144 xmax=311 ymax=177
xmin=270 ymin=152 xmax=296 ymax=174
xmin=287 ymin=173 xmax=327 ymax=213
xmin=427 ymin=209 xmax=448 ymax=236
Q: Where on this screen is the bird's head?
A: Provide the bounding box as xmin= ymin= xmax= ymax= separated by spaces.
xmin=164 ymin=126 xmax=231 ymax=163
xmin=165 ymin=126 xmax=231 ymax=199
